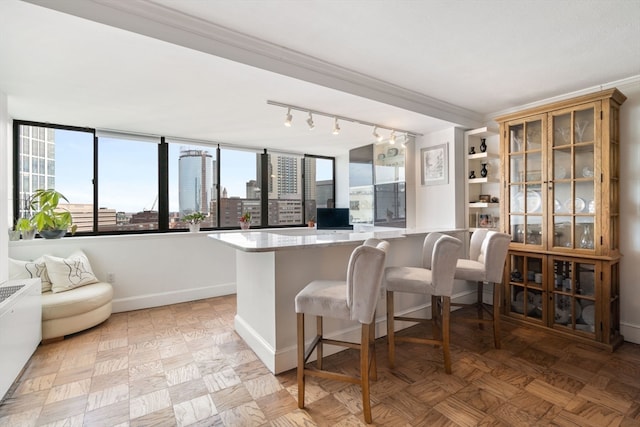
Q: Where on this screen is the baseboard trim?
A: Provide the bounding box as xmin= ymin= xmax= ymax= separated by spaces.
xmin=621 ymin=321 xmax=640 ymax=345
xmin=112 ymin=282 xmax=236 ymax=313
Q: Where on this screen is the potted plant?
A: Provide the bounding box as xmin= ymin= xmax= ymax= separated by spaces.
xmin=182 ymin=211 xmax=207 ymax=232
xmin=239 ymin=211 xmax=251 ymax=230
xmin=28 ymin=188 xmax=77 ymax=239
xmin=15 ymin=217 xmax=36 ymax=240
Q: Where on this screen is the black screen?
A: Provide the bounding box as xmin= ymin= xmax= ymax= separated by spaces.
xmin=316 ymin=208 xmax=353 ymax=230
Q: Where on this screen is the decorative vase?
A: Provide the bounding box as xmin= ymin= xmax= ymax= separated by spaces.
xmin=240 ymin=221 xmax=250 ymax=230
xmin=8 ymin=230 xmax=20 ymax=241
xmin=468 ymin=146 xmax=475 ymax=155
xmin=480 ymin=138 xmax=487 ymax=153
xmin=188 ymin=223 xmax=200 ymax=233
xmin=39 ymin=229 xmax=66 ymax=239
xmin=480 ymin=163 xmax=488 ymax=178
xmin=469 ymin=170 xmax=476 ymax=179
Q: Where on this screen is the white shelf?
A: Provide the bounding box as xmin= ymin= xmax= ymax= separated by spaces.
xmin=469 ymin=202 xmax=500 ymax=208
xmin=468 ymin=152 xmax=499 ymax=160
xmin=469 ymin=177 xmax=499 ymax=184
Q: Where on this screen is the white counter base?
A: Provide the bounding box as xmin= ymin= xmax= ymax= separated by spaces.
xmin=216 ymin=229 xmax=471 ymax=374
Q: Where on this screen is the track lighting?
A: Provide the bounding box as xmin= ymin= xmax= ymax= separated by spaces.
xmin=267 ymin=100 xmax=422 ymax=139
xmin=284 ymin=108 xmax=292 ymax=127
xmin=373 ymin=126 xmax=383 ymax=142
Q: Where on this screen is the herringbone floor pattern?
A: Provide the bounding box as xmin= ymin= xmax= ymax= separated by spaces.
xmin=1 ymin=294 xmax=639 ymax=426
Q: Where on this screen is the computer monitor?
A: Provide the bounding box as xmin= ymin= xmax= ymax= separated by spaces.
xmin=316 ymin=208 xmax=353 ymax=230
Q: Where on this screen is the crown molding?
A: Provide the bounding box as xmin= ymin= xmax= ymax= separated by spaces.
xmin=23 ymin=0 xmax=483 ymax=128
xmin=485 ymin=75 xmax=640 ymax=124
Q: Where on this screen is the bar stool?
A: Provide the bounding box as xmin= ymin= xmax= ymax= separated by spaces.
xmin=295 ymin=239 xmax=389 ymax=424
xmin=452 ymin=230 xmax=511 ymax=348
xmin=385 ymin=233 xmax=462 ymax=373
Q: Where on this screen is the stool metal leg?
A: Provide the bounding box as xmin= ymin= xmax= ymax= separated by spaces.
xmin=316 ymin=316 xmax=323 ymax=369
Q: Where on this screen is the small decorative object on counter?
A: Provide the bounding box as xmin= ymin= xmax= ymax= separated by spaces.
xmin=469 ymin=146 xmax=476 ymax=155
xmin=240 ymin=211 xmax=251 ymax=230
xmin=480 ymin=138 xmax=487 ymax=152
xmin=182 ymin=211 xmax=207 ymax=232
xmin=480 ymin=163 xmax=488 ymax=178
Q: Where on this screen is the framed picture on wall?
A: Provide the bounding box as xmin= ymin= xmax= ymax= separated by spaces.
xmin=421 ymin=143 xmax=448 ymax=186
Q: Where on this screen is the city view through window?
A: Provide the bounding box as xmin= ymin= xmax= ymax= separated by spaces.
xmin=15 ymin=124 xmax=334 ymax=233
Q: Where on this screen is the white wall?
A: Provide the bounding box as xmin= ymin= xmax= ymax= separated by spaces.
xmin=413 ymin=127 xmax=466 ymax=229
xmin=8 ymin=233 xmax=237 ymax=312
xmin=0 ymin=91 xmax=8 ymax=283
xmin=617 ymin=80 xmax=640 ymax=343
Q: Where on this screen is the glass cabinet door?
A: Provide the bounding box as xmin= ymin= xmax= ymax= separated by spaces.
xmin=550 ymin=257 xmax=597 ymax=336
xmin=505 ymin=115 xmax=545 ymax=247
xmin=549 ymin=104 xmax=599 ymax=253
xmin=506 ymin=252 xmax=545 ymax=323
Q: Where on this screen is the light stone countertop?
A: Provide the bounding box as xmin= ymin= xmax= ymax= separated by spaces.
xmin=207 ymin=226 xmax=465 ymax=252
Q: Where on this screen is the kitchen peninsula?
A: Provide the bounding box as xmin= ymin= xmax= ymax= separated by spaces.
xmin=208 ymin=227 xmax=465 ymax=373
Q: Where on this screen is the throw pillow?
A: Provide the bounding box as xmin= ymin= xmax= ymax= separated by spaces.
xmin=9 ymin=257 xmax=53 ymax=292
xmin=44 ymin=251 xmax=99 ymax=293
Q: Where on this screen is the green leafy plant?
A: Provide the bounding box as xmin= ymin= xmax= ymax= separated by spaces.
xmin=15 ymin=217 xmax=35 ymax=232
xmin=240 ymin=211 xmax=251 ymax=223
xmin=28 ymin=188 xmax=77 ymax=235
xmin=182 ymin=211 xmax=207 ymax=224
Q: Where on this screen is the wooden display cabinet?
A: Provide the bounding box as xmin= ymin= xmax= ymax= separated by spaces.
xmin=497 ymin=88 xmax=625 ymax=350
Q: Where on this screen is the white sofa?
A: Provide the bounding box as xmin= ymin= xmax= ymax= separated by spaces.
xmin=41 ymin=282 xmax=113 ymax=340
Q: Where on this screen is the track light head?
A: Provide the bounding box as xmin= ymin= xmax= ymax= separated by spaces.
xmin=373 ymin=126 xmax=383 ymax=142
xmin=389 ymin=130 xmax=396 ymax=144
xmin=284 ymin=108 xmax=292 ymax=127
xmin=306 ymin=112 xmax=315 ymax=130
xmin=332 ymin=117 xmax=340 ymax=135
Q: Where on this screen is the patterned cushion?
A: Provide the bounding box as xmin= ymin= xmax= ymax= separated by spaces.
xmin=9 ymin=257 xmax=53 ymax=292
xmin=44 ymin=251 xmax=99 ymax=293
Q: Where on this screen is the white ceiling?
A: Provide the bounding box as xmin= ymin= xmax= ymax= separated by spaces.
xmin=1 ymin=0 xmax=638 ymax=157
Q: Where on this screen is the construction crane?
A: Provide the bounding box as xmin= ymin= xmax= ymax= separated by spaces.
xmin=144 ymin=195 xmax=158 ymax=212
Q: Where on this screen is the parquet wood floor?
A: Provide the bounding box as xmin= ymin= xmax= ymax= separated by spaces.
xmin=1 ymin=294 xmax=639 ymax=426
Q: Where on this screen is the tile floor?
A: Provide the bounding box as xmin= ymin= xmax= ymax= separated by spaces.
xmin=1 ymin=294 xmax=639 ymax=426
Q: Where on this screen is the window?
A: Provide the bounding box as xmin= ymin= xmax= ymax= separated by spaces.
xmin=13 ymin=120 xmax=335 ymax=234
xmin=97 ymin=133 xmax=159 ymax=232
xmin=219 ymin=147 xmax=261 ymax=227
xmin=168 ymin=141 xmax=217 ymax=229
xmin=15 ymin=123 xmax=94 ymax=231
xmin=268 ymin=153 xmax=303 ymax=226
xmin=304 ymin=156 xmax=334 ymax=222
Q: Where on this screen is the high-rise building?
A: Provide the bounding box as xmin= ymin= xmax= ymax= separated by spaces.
xmin=178 ymin=148 xmax=216 ymax=215
xmin=17 ymin=125 xmax=55 ymax=217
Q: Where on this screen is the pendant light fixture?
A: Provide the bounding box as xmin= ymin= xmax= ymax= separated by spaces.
xmin=332 ymin=117 xmax=340 ymax=135
xmin=389 ymin=130 xmax=396 ymax=144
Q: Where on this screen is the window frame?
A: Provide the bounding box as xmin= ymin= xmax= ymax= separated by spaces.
xmin=12 ymin=120 xmax=335 ymax=236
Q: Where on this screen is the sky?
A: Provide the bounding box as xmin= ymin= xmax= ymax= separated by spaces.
xmin=53 ymin=129 xmax=333 ymax=213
